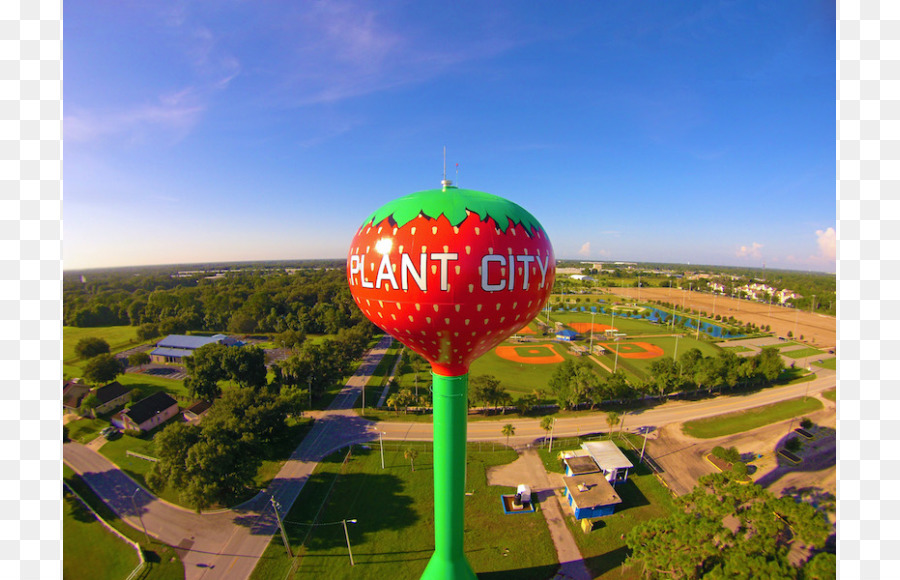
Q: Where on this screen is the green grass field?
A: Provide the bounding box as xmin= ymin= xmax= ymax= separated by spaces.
xmin=63 ymin=465 xmax=184 ymax=580
xmin=64 ymin=325 xmax=144 ymax=377
xmin=720 ymin=345 xmax=752 ymax=353
xmin=822 ymin=388 xmax=836 ymax=402
xmin=593 ymin=335 xmax=721 ymax=382
xmin=813 ymin=358 xmax=837 ymax=370
xmin=64 ymin=483 xmax=140 ymax=580
xmin=251 ymin=444 xmax=558 ymax=580
xmin=782 ymin=347 xmax=827 ymax=359
xmin=681 ymin=397 xmax=824 ymax=439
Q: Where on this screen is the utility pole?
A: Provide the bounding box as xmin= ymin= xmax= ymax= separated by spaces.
xmin=380 ymin=431 xmax=385 ymax=470
xmin=131 ymin=489 xmax=150 ymax=545
xmin=271 ymin=497 xmax=293 ymax=558
xmin=548 ymin=418 xmax=556 ymax=453
xmin=640 ymin=428 xmax=649 ymax=463
xmin=307 ymin=375 xmax=312 ymax=410
xmin=614 ymin=340 xmax=620 ymax=373
xmin=589 ymin=310 xmax=596 ymax=355
xmin=343 ymin=519 xmax=357 ymax=566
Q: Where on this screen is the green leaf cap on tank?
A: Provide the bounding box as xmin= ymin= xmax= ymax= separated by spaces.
xmin=362 ymin=187 xmax=546 ymax=236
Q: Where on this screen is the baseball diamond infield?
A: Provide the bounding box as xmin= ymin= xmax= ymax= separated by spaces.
xmin=495 ymin=344 xmax=565 ymax=364
xmin=600 ymin=341 xmax=665 ymax=359
xmin=568 ymin=322 xmax=615 ymax=333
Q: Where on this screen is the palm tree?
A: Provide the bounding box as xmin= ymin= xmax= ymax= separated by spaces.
xmin=540 ymin=416 xmax=554 ymax=448
xmin=605 ymin=411 xmax=620 ymax=438
xmin=501 ymin=424 xmax=516 ymax=447
xmin=404 ymin=447 xmax=419 ymax=472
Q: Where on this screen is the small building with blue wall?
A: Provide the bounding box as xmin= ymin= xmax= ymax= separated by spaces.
xmin=555 ymin=329 xmax=578 ymax=341
xmin=563 ymin=473 xmax=622 ymax=520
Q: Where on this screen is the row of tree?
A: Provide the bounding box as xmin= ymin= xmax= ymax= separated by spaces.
xmin=546 ymin=347 xmax=785 ymax=410
xmin=64 ymin=266 xmax=371 ymax=338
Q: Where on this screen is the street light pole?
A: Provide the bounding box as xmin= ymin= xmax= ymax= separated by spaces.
xmin=548 ymin=418 xmax=556 ymax=453
xmin=307 ymin=375 xmax=312 ymax=410
xmin=589 ymin=311 xmax=596 ymax=355
xmin=380 ymin=431 xmax=385 ymax=470
xmin=614 ymin=341 xmax=620 ymax=373
xmin=639 ymin=428 xmax=649 ymax=464
xmin=343 ymin=519 xmax=358 ymax=566
xmin=271 ymin=497 xmax=293 ymax=558
xmin=131 ymin=489 xmax=150 ymax=545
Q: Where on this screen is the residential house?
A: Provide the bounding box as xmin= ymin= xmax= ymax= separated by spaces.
xmin=92 ymin=381 xmax=133 ymax=415
xmin=62 ymin=380 xmax=90 ymax=413
xmin=114 ymin=392 xmax=179 ymax=432
xmin=183 ymin=400 xmax=213 ymax=423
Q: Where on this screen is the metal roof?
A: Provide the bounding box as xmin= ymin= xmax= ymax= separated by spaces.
xmin=581 ymin=441 xmax=634 ymax=471
xmin=150 ymin=347 xmax=192 ymax=358
xmin=156 ymin=335 xmax=222 ymax=350
xmin=556 ymin=329 xmax=578 ymax=337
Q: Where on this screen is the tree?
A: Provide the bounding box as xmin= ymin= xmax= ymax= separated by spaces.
xmin=136 ymin=323 xmax=160 ymax=342
xmin=83 ymin=353 xmax=123 ymax=385
xmin=222 ymin=345 xmax=267 ymax=390
xmin=605 ymin=411 xmax=620 ymax=437
xmin=470 ymin=375 xmax=507 ymax=414
xmin=757 ymin=347 xmax=785 ymax=382
xmin=501 ymin=424 xmax=516 ymax=446
xmin=79 ymin=393 xmax=100 ymax=417
xmin=184 ymin=343 xmax=228 ymax=401
xmin=404 ymin=447 xmax=419 ymax=472
xmin=275 ymin=329 xmax=306 ymax=351
xmin=127 ymin=351 xmax=151 ymax=369
xmin=540 ymin=416 xmax=554 ymax=447
xmin=75 ymin=337 xmax=110 ymax=359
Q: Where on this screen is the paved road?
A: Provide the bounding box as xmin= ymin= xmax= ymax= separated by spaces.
xmin=63 ymin=335 xmax=393 ymax=580
xmin=371 ymin=368 xmax=837 ymax=444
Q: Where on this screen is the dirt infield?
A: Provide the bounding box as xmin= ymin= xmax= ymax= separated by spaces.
xmin=600 ymin=341 xmax=664 ymax=359
xmin=515 ymin=325 xmax=537 ymax=335
xmin=495 ymin=344 xmax=565 ymax=364
xmin=611 ymin=287 xmax=836 ymax=348
xmin=568 ymin=322 xmax=615 ymax=333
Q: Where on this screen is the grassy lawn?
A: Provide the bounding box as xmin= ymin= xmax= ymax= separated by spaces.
xmin=782 ymin=347 xmax=827 ymax=359
xmin=822 ymin=388 xmax=836 ymax=402
xmin=681 ymin=396 xmax=824 ymax=439
xmin=813 ymin=358 xmax=837 ymax=370
xmin=593 ymin=335 xmax=721 ymax=382
xmin=251 ymin=444 xmax=558 ymax=580
xmin=772 ymin=341 xmax=800 ymax=349
xmin=64 ymin=481 xmax=140 ymax=580
xmin=67 ymin=417 xmax=108 ymax=444
xmin=534 ymin=435 xmax=678 ymax=579
xmin=63 ymin=465 xmax=185 ymax=580
xmin=64 ymin=325 xmax=145 ymax=377
xmin=720 ymin=345 xmax=752 ymax=353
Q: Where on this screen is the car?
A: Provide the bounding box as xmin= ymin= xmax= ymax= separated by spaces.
xmin=101 ymin=426 xmax=119 ymax=439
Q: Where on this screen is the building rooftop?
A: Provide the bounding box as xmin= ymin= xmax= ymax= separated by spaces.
xmin=94 ymin=381 xmax=131 ymax=404
xmin=125 ymin=392 xmax=178 ymax=425
xmin=582 ymin=441 xmax=634 ymax=471
xmin=151 ymin=347 xmax=194 ymax=358
xmin=564 ymin=473 xmax=622 ymax=509
xmin=564 ymin=455 xmax=601 ymax=475
xmin=156 ymin=335 xmax=223 ymax=350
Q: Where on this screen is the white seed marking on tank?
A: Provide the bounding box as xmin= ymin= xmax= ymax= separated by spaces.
xmin=411 ymin=227 xmax=417 ymax=235
xmin=455 ymin=304 xmax=461 ymax=312
xmin=475 ymin=227 xmax=480 ymax=235
xmin=408 ymin=315 xmax=414 ymax=322
xmin=433 ymin=304 xmax=439 ymax=312
xmin=464 ymin=319 xmax=470 ymax=326
xmin=465 ymin=246 xmax=471 ymax=255
xmin=477 ymin=304 xmax=483 ymax=312
xmin=426 ymin=317 xmax=432 ymax=324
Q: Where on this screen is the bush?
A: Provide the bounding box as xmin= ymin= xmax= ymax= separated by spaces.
xmin=74 ymin=337 xmax=110 ymax=359
xmin=731 ymin=461 xmax=747 ymax=477
xmin=123 ymin=429 xmax=142 ymax=438
xmin=800 ymin=417 xmax=814 ymax=430
xmin=785 ymin=437 xmax=802 ymax=453
xmin=63 ymin=425 xmax=69 ymax=442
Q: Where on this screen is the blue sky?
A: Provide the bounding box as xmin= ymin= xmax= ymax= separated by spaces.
xmin=64 ymin=1 xmax=836 ymax=273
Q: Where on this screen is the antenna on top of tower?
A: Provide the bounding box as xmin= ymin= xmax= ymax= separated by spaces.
xmin=441 ymin=146 xmax=453 ymax=190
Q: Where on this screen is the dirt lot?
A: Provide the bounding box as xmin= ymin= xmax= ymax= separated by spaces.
xmin=645 ymin=393 xmax=836 ymax=501
xmin=610 ymin=287 xmax=836 ymax=349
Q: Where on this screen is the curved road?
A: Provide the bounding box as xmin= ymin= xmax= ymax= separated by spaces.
xmin=63 ymin=335 xmax=393 ymax=580
xmin=65 ymin=335 xmax=834 ymax=580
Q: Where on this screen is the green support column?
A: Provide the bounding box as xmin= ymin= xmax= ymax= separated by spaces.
xmin=420 ymin=372 xmax=477 ymax=580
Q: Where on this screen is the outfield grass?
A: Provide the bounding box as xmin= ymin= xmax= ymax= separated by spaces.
xmin=251 ymin=444 xmax=558 ymax=580
xmin=64 ymin=482 xmax=140 ymax=580
xmin=469 ymin=341 xmax=600 ymax=397
xmin=681 ymin=396 xmax=824 ymax=439
xmin=593 ymin=335 xmax=721 ymax=382
xmin=782 ymin=347 xmax=827 ymax=359
xmin=63 ymin=465 xmax=184 ymax=580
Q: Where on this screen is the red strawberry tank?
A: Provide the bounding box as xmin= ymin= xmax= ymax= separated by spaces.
xmin=347 ymin=182 xmax=554 ymax=580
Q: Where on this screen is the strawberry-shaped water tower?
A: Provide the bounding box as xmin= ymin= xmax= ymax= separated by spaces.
xmin=347 ymin=180 xmax=554 ymax=580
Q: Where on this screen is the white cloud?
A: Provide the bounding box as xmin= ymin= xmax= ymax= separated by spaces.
xmin=816 ymin=227 xmax=836 ymax=261
xmin=579 ymin=242 xmax=591 ymax=256
xmin=736 ymin=242 xmax=763 ymax=259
